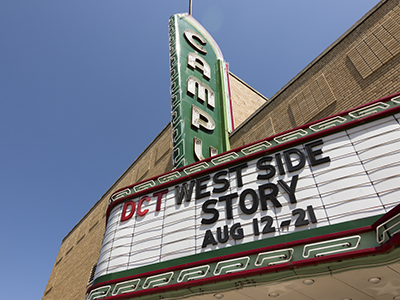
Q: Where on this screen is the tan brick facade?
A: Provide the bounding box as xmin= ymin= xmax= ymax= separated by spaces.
xmin=230 ymin=0 xmax=400 ymax=148
xmin=42 ymin=126 xmax=173 ymax=300
xmin=229 ymin=73 xmax=268 ymax=127
xmin=43 ymin=1 xmax=400 ymax=299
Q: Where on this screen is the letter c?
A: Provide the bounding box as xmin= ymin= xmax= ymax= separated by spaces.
xmin=137 ymin=196 xmax=151 ymax=217
xmin=184 ymin=29 xmax=207 ymax=54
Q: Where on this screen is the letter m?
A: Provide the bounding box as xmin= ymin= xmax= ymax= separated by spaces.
xmin=187 ymin=76 xmax=215 ymax=108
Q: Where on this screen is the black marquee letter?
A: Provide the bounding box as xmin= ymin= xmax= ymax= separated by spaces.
xmin=275 ymin=153 xmax=286 ymax=175
xmin=217 ymin=226 xmax=229 ymax=243
xmin=175 ymin=180 xmax=195 ymax=205
xmin=277 ymin=175 xmax=299 ymax=204
xmin=258 ymin=183 xmax=281 ymax=209
xmin=202 ymin=230 xmax=217 ymax=248
xmin=213 ymin=170 xmax=230 ymax=193
xmin=283 ymin=148 xmax=306 ymax=173
xmin=230 ymin=223 xmax=244 ymax=240
xmin=196 ymin=175 xmax=210 ymax=199
xmin=257 ymin=156 xmax=276 ymax=180
xmin=219 ymin=193 xmax=238 ymax=220
xmin=239 ymin=189 xmax=259 ymax=215
xmin=305 ymin=139 xmax=331 ymax=166
xmin=229 ymin=163 xmax=248 ymax=187
xmin=201 ymin=200 xmax=219 ymax=224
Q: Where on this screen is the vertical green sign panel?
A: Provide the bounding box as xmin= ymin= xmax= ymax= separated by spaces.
xmin=169 ymin=14 xmax=232 ymax=169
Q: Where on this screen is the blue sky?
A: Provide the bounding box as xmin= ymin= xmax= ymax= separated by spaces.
xmin=0 ymin=1 xmax=379 ymax=299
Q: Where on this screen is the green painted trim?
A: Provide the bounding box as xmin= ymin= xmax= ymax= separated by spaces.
xmin=110 ymin=93 xmax=400 ymax=203
xmin=87 ymin=216 xmax=400 ymax=300
xmin=89 ymin=93 xmax=400 ymax=300
xmin=98 ymin=245 xmax=400 ymax=300
xmin=218 ymin=60 xmax=231 ymax=151
xmin=93 ymin=214 xmax=381 ymax=285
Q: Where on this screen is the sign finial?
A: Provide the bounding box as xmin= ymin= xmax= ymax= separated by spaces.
xmin=189 ymin=0 xmax=193 ymax=15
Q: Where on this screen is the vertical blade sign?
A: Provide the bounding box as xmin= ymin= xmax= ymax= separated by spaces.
xmin=169 ymin=14 xmax=233 ymax=169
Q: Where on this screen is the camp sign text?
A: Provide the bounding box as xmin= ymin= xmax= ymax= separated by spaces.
xmin=169 ymin=13 xmax=233 ymax=169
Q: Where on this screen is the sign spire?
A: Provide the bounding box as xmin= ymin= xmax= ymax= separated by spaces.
xmin=189 ymin=0 xmax=193 ymax=15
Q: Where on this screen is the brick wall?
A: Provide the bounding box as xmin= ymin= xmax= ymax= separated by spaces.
xmin=230 ymin=0 xmax=400 ymax=148
xmin=229 ymin=72 xmax=268 ymax=127
xmin=42 ymin=126 xmax=173 ymax=300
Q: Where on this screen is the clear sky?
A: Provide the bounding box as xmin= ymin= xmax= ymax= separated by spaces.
xmin=0 ymin=1 xmax=380 ymax=299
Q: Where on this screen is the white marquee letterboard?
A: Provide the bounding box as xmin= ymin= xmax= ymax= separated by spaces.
xmin=95 ymin=112 xmax=400 ymax=280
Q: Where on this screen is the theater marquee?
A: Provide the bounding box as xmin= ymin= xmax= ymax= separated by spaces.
xmin=87 ymin=93 xmax=400 ymax=300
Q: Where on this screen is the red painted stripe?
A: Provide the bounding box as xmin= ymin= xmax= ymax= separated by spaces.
xmin=372 ymin=203 xmax=400 ymax=228
xmin=87 ymin=225 xmax=372 ymax=293
xmin=101 ymin=239 xmax=400 ymax=300
xmin=226 ymin=64 xmax=235 ymax=131
xmin=88 ymin=205 xmax=400 ymax=295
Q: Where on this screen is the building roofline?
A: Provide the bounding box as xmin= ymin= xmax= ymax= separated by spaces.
xmin=228 ymin=71 xmax=269 ymax=102
xmin=230 ymin=0 xmax=387 ymax=138
xmin=62 ymin=123 xmax=171 ymax=243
